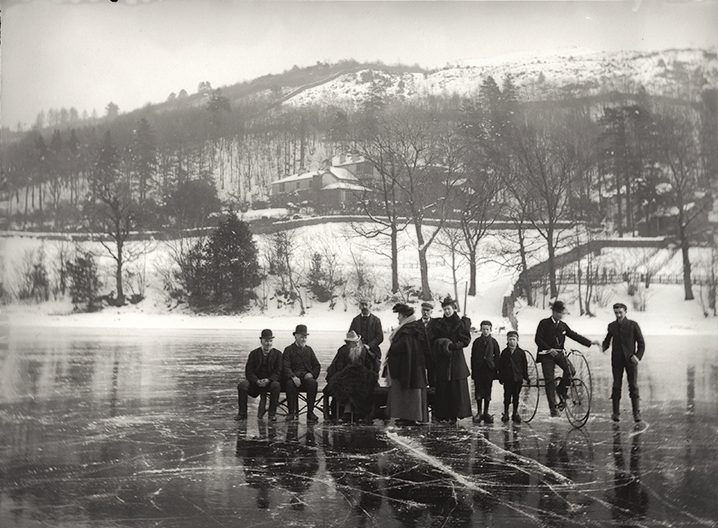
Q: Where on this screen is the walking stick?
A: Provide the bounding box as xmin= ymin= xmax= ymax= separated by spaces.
xmin=463 ymin=282 xmax=468 ymax=315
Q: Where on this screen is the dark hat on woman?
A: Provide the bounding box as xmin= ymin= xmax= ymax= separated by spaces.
xmin=550 ymin=300 xmax=567 ymax=314
xmin=293 ymin=324 xmax=309 ymax=336
xmin=441 ymin=296 xmax=456 ymax=308
xmin=260 ymin=329 xmax=274 ymax=339
xmin=392 ymin=303 xmax=414 ymax=317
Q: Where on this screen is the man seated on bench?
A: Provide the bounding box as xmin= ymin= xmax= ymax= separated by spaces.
xmin=236 ymin=329 xmax=282 ymax=421
xmin=323 ymin=330 xmax=379 ymax=423
xmin=283 ymin=324 xmax=321 ymax=423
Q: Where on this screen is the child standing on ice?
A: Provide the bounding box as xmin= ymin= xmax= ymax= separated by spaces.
xmin=471 ymin=320 xmax=501 ymax=424
xmin=499 ymin=331 xmax=529 ymax=424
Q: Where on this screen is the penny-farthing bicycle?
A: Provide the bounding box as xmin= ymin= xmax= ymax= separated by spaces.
xmin=518 ymin=349 xmax=593 ymax=428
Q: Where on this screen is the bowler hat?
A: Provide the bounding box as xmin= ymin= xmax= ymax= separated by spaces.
xmin=344 ymin=330 xmax=361 ymax=342
xmin=550 ymin=300 xmax=567 ymax=314
xmin=260 ymin=329 xmax=274 ymax=340
xmin=293 ymin=324 xmax=309 ymax=336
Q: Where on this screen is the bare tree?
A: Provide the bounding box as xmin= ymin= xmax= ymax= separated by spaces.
xmin=436 ymin=227 xmax=466 ymax=308
xmin=271 ymin=231 xmax=306 ymax=315
xmin=353 ymin=105 xmax=461 ymax=300
xmin=507 ymin=114 xmax=578 ymax=299
xmin=656 ymin=111 xmax=709 ymax=301
xmin=86 ymin=131 xmax=139 ymax=305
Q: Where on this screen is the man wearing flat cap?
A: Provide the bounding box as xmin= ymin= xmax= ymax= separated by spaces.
xmin=349 ymin=299 xmax=384 ymax=374
xmin=283 ymin=324 xmax=321 ymax=422
xmin=534 ymin=300 xmax=599 ymax=416
xmin=602 ymin=302 xmax=645 ymax=423
xmin=236 ymin=329 xmax=282 ymax=421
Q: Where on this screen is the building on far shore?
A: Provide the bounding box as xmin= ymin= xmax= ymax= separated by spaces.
xmin=270 ymin=154 xmax=377 ymax=209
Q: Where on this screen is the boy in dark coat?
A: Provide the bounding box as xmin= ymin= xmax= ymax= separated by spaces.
xmin=499 ymin=330 xmax=529 ymax=424
xmin=534 ymin=300 xmax=599 ymax=416
xmin=283 ymin=325 xmax=321 ymax=423
xmin=236 ymin=329 xmax=282 ymax=421
xmin=602 ymin=303 xmax=646 ymax=423
xmin=471 ymin=320 xmax=501 ymax=424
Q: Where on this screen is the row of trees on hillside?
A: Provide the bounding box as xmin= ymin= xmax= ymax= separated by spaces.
xmin=345 ymin=79 xmax=715 ymax=303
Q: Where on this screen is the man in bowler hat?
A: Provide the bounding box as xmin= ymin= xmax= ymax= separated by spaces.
xmin=236 ymin=329 xmax=282 ymax=421
xmin=283 ymin=324 xmax=321 ymax=423
xmin=534 ymin=300 xmax=599 ymax=416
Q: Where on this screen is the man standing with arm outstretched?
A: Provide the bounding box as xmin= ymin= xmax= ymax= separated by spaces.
xmin=602 ymin=303 xmax=646 ymax=423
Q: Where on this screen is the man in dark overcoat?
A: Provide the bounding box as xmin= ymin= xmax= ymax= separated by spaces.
xmin=236 ymin=329 xmax=282 ymax=421
xmin=323 ymin=330 xmax=379 ymax=422
xmin=283 ymin=324 xmax=321 ymax=423
xmin=534 ymin=300 xmax=599 ymax=416
xmin=349 ymin=300 xmax=384 ymax=374
xmin=602 ymin=302 xmax=646 ymax=422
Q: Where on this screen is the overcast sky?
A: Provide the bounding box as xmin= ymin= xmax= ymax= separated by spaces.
xmin=2 ymin=0 xmax=718 ymax=128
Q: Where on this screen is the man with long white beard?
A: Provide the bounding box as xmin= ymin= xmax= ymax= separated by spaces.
xmin=323 ymin=330 xmax=379 ymax=423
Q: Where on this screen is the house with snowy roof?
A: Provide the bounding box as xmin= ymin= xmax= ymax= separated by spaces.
xmin=270 ymin=154 xmax=378 ymax=209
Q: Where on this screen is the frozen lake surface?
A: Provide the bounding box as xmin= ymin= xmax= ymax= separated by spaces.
xmin=1 ymin=327 xmax=717 ymax=527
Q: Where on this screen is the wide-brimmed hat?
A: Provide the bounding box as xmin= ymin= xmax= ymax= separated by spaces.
xmin=392 ymin=303 xmax=414 ymax=317
xmin=344 ymin=330 xmax=361 ymax=342
xmin=550 ymin=300 xmax=568 ymax=314
xmin=441 ymin=296 xmax=456 ymax=308
xmin=293 ymin=324 xmax=309 ymax=336
xmin=260 ymin=329 xmax=274 ymax=339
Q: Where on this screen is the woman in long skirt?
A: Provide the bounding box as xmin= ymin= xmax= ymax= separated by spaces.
xmin=431 ymin=296 xmax=473 ymax=423
xmin=386 ymin=303 xmax=429 ymax=425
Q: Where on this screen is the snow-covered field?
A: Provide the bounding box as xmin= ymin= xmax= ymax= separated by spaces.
xmin=2 ymin=222 xmax=716 ymax=335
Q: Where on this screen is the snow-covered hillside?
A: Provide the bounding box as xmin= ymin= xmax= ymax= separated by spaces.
xmin=284 ymin=48 xmax=718 ymax=108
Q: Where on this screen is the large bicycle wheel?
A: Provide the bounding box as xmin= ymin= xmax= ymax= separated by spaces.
xmin=519 ymin=350 xmax=540 ymax=423
xmin=568 ymin=350 xmax=593 ymax=400
xmin=565 ymin=378 xmax=591 ymax=428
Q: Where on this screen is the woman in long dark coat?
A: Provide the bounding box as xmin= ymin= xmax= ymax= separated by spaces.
xmin=431 ymin=296 xmax=473 ymax=422
xmin=386 ymin=303 xmax=429 ymax=425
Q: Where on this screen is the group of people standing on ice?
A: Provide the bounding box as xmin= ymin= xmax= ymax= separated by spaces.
xmin=236 ymin=296 xmax=645 ymax=425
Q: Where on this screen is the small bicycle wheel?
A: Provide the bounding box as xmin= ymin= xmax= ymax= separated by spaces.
xmin=565 ymin=378 xmax=591 ymax=428
xmin=519 ymin=350 xmax=540 ymax=423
